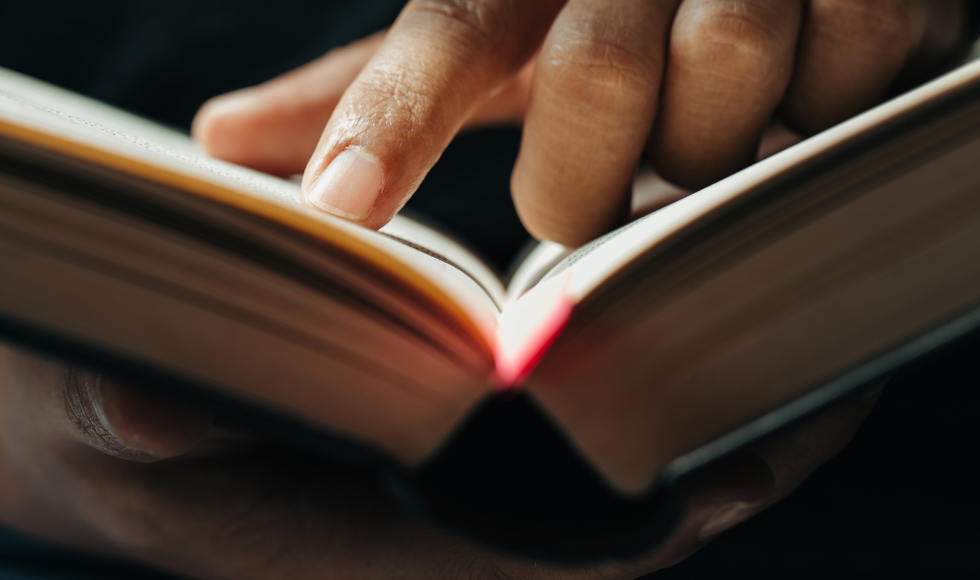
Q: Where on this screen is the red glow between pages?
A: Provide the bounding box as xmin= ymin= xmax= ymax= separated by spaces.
xmin=493 ymin=270 xmax=573 ymax=389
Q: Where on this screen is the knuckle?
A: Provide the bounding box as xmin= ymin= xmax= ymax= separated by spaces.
xmin=811 ymin=0 xmax=922 ymax=58
xmin=410 ymin=0 xmax=510 ymax=52
xmin=543 ymin=31 xmax=661 ymax=113
xmin=372 ymin=74 xmax=435 ymax=124
xmin=345 ymin=67 xmax=440 ymax=136
xmin=674 ymin=5 xmax=794 ymax=83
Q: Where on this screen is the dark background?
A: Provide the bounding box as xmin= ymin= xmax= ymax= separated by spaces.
xmin=0 ymin=1 xmax=978 ymax=578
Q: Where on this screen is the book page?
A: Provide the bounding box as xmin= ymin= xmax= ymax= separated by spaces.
xmin=0 ymin=169 xmax=492 ymax=463
xmin=547 ymin=58 xmax=980 ymax=308
xmin=504 ymin=241 xmax=574 ymax=304
xmin=381 ymin=214 xmax=506 ymax=309
xmin=0 ymin=67 xmax=502 ymax=351
xmin=525 ymin=57 xmax=980 ymax=494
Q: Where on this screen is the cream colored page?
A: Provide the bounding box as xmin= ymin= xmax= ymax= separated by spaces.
xmin=530 ymin=130 xmax=980 ymax=494
xmin=381 ymin=215 xmax=506 ymax=309
xmin=0 ymin=68 xmax=200 ymax=151
xmin=505 ymin=242 xmax=574 ymax=304
xmin=0 ymin=67 xmax=499 ymax=347
xmin=551 ymin=58 xmax=980 ymax=304
xmin=0 ymin=68 xmax=299 ymax=202
xmin=0 ymin=173 xmax=489 ymax=463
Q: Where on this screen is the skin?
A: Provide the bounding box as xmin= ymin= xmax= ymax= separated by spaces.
xmin=193 ymin=0 xmax=968 ymax=244
xmin=0 ymin=1 xmax=970 ymax=578
xmin=0 ymin=345 xmax=877 ymax=579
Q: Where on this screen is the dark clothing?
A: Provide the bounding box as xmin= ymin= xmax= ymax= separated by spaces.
xmin=1 ymin=1 xmax=978 ymax=578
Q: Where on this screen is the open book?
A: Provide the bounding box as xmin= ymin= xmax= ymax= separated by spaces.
xmin=4 ymin=60 xmax=980 ymax=559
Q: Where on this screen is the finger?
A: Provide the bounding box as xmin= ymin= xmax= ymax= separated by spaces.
xmin=778 ymin=0 xmax=934 ymax=135
xmin=510 ymin=0 xmax=681 ymax=245
xmin=489 ymin=452 xmax=775 ymax=580
xmin=3 ymin=351 xmax=213 ymax=462
xmin=694 ymin=388 xmax=880 ymax=542
xmin=619 ymin=385 xmax=881 ymax=575
xmin=650 ymin=0 xmax=804 ymax=189
xmin=897 ymin=0 xmax=969 ymax=85
xmin=301 ymin=0 xmax=565 ymax=228
xmin=641 ymin=452 xmax=775 ymax=571
xmin=753 ymin=384 xmax=881 ymax=500
xmin=192 ymin=32 xmax=386 ymax=176
xmin=464 ymin=57 xmax=536 ymax=128
xmin=60 ymin=369 xmax=213 ymax=462
xmin=86 ymin=374 xmax=214 ymax=461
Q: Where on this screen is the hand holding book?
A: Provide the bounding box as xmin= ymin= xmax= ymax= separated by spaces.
xmin=0 ymin=0 xmax=977 ymax=577
xmin=0 ymin=344 xmax=874 ymax=579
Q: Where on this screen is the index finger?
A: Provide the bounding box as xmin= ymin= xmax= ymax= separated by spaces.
xmin=302 ymin=0 xmax=564 ymax=228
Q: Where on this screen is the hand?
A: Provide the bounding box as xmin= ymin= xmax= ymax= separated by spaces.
xmin=0 ymin=343 xmax=877 ymax=579
xmin=194 ymin=0 xmax=970 ymax=245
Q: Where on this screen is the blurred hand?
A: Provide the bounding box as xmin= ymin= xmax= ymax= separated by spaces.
xmin=0 ymin=344 xmax=877 ymax=579
xmin=194 ymin=0 xmax=969 ymax=244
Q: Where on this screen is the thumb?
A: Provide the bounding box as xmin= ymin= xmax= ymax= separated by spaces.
xmin=65 ymin=370 xmax=213 ymax=462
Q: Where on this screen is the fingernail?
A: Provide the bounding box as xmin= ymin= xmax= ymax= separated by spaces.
xmin=306 ymin=149 xmax=383 ymax=220
xmin=698 ymin=499 xmax=766 ymax=540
